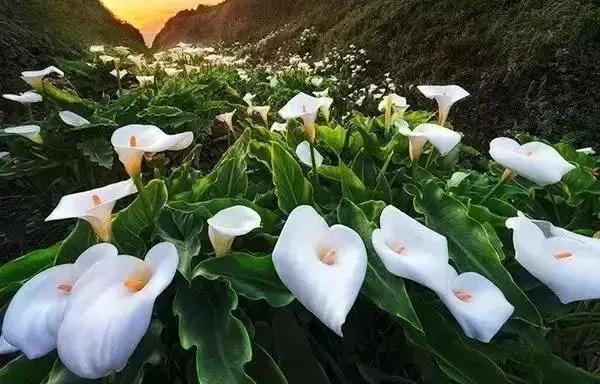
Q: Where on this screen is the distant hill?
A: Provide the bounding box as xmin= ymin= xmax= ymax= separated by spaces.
xmin=153 ymin=0 xmax=600 ymax=146
xmin=0 ymin=0 xmax=145 ymax=101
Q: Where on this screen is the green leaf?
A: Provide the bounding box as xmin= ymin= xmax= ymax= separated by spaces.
xmin=351 ymin=149 xmax=377 ymax=186
xmin=246 ymin=343 xmax=288 ymax=384
xmin=156 ymin=208 xmax=203 ymax=281
xmin=76 ymin=138 xmax=114 ymax=170
xmin=55 ymin=220 xmax=97 ymax=265
xmin=174 ymin=278 xmax=255 ymax=384
xmin=339 ymin=161 xmax=367 ymax=202
xmin=0 ymin=243 xmax=59 ymax=297
xmin=527 ymin=350 xmax=600 ymax=384
xmin=112 ymin=180 xmax=168 ymax=256
xmin=412 ymin=180 xmax=542 ymax=326
xmin=271 ymin=142 xmax=314 ymax=215
xmin=194 ymin=252 xmax=293 ymax=307
xmin=47 ymin=360 xmax=102 ymax=383
xmin=211 ymin=157 xmax=248 ymax=198
xmin=336 ymin=198 xmax=422 ymax=331
xmin=0 ymin=354 xmax=56 ymax=384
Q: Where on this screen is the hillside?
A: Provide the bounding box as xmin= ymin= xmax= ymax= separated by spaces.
xmin=154 ymin=0 xmax=600 ymax=146
xmin=0 ymin=0 xmax=145 ymax=101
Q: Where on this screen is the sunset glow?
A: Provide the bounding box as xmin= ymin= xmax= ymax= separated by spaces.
xmin=101 ymin=0 xmax=223 ymax=46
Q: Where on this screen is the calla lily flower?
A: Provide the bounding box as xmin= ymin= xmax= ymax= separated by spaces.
xmin=296 ymin=141 xmax=323 ymax=168
xmin=248 ymin=106 xmax=270 ymax=125
xmin=272 ymin=206 xmax=367 ymax=336
xmin=243 ymin=93 xmax=255 ymax=106
xmin=164 ymin=67 xmax=182 ymax=76
xmin=207 ymin=206 xmax=262 ymax=257
xmin=378 ymin=93 xmax=409 ymax=115
xmin=57 ymin=243 xmax=178 ymax=379
xmin=313 ymin=88 xmax=329 ymax=98
xmin=128 ymin=54 xmax=144 ymax=67
xmin=89 ymin=45 xmax=104 ymax=53
xmin=270 ymin=122 xmax=287 ymax=133
xmin=113 ymin=46 xmax=131 ymax=55
xmin=396 ymin=122 xmax=461 ymax=161
xmin=576 ymin=147 xmax=596 ymax=155
xmin=319 ymin=97 xmax=334 ymax=122
xmin=0 ymin=337 xmax=17 ymax=354
xmin=437 ymin=266 xmax=514 ymax=343
xmin=216 ymin=111 xmax=236 ymax=134
xmin=46 ymin=179 xmax=137 ymax=241
xmin=0 ymin=152 xmax=9 ymax=160
xmin=59 ymin=111 xmax=90 ymax=127
xmin=489 ymin=138 xmax=575 ymax=186
xmin=185 ymin=64 xmax=201 ymax=73
xmin=372 ymin=205 xmax=450 ymax=291
xmin=1 ymin=243 xmax=118 ymax=359
xmin=417 ymin=85 xmax=469 ymax=125
xmin=278 ymin=92 xmax=328 ymax=142
xmin=111 ymin=125 xmax=194 ymax=177
xmin=99 ymin=55 xmax=116 ymax=64
xmin=506 ymin=212 xmax=600 ymax=303
xmin=2 ymin=91 xmax=42 ymax=104
xmin=21 ymin=66 xmax=64 ymax=88
xmin=110 ymin=69 xmax=127 ymax=79
xmin=3 ymin=125 xmax=43 ymax=144
xmin=136 ymin=76 xmax=155 ymax=87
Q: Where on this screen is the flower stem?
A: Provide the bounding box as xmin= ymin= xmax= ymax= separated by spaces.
xmin=376 ymin=151 xmax=394 ymax=187
xmin=309 ymin=140 xmax=320 ymax=187
xmin=480 ymin=170 xmax=512 ymax=204
xmin=115 ymin=62 xmax=122 ymax=97
xmin=26 ymin=104 xmax=33 ymax=121
xmin=341 ymin=124 xmax=353 ymax=156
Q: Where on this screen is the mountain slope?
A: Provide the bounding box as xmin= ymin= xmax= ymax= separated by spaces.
xmin=0 ymin=0 xmax=145 ymax=98
xmin=154 ymin=0 xmax=600 ymax=145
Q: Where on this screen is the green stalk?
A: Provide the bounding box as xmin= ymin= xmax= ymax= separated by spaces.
xmin=376 ymin=151 xmax=394 ymax=188
xmin=309 ymin=140 xmax=320 ymax=187
xmin=115 ymin=61 xmax=122 ymax=97
xmin=481 ymin=172 xmax=510 ymax=204
xmin=341 ymin=124 xmax=353 ymax=156
xmin=26 ymin=104 xmax=33 ymax=121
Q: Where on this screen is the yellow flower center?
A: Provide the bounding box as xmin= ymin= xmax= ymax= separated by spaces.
xmin=92 ymin=194 xmax=102 ymax=206
xmin=129 ymin=135 xmax=138 ymax=148
xmin=394 ymin=245 xmax=407 ymax=255
xmin=318 ymin=248 xmax=337 ymax=265
xmin=453 ymin=289 xmax=472 ymax=302
xmin=124 ymin=278 xmax=146 ymax=292
xmin=553 ymin=251 xmax=573 ymax=261
xmin=302 ymin=104 xmax=307 ymax=113
xmin=57 ymin=283 xmax=72 ymax=295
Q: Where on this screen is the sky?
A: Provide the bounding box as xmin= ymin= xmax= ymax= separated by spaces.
xmin=102 ymin=0 xmax=223 ymax=46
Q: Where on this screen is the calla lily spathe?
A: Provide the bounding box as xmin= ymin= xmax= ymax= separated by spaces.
xmin=111 ymin=125 xmax=194 ymax=177
xmin=21 ymin=66 xmax=64 ymax=88
xmin=506 ymin=212 xmax=600 ymax=303
xmin=46 ymin=179 xmax=137 ymax=241
xmin=270 ymin=122 xmax=287 ymax=133
xmin=216 ymin=111 xmax=236 ymax=134
xmin=378 ymin=94 xmax=409 ymax=114
xmin=576 ymin=147 xmax=596 ymax=155
xmin=489 ymin=138 xmax=575 ymax=186
xmin=396 ymin=122 xmax=461 ymax=161
xmin=272 ymin=206 xmax=367 ymax=336
xmin=248 ymin=106 xmax=270 ymax=125
xmin=57 ymin=243 xmax=178 ymax=379
xmin=59 ymin=111 xmax=90 ymax=127
xmin=110 ymin=69 xmax=127 ymax=79
xmin=89 ymin=45 xmax=104 ymax=53
xmin=437 ymin=266 xmax=514 ymax=343
xmin=1 ymin=244 xmax=117 ymax=359
xmin=164 ymin=67 xmax=183 ymax=76
xmin=296 ymin=141 xmax=323 ymax=168
xmin=372 ymin=205 xmax=450 ymax=292
xmin=136 ymin=76 xmax=155 ymax=87
xmin=278 ymin=92 xmax=329 ymax=142
xmin=207 ymin=206 xmax=262 ymax=257
xmin=417 ymin=85 xmax=469 ymax=126
xmin=2 ymin=91 xmax=42 ymax=104
xmin=3 ymin=125 xmax=43 ymax=144
xmin=99 ymin=55 xmax=116 ymax=64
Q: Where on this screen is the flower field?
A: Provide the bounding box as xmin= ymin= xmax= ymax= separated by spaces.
xmin=0 ymin=41 xmax=599 ymax=383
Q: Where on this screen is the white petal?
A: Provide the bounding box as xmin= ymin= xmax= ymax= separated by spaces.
xmin=506 ymin=214 xmax=600 ymax=303
xmin=21 ymin=66 xmax=64 ymax=82
xmin=448 ymin=171 xmax=470 ymax=188
xmin=272 ymin=206 xmax=367 ymax=336
xmin=90 ymin=45 xmax=104 ymax=53
xmin=489 ymin=138 xmax=575 ymax=186
xmin=207 ymin=206 xmax=262 ymax=237
xmin=0 ymin=336 xmax=18 ymax=354
xmin=417 ymin=85 xmax=469 ymax=120
xmin=59 ymin=111 xmax=90 ymax=127
xmin=243 ymin=93 xmax=255 ymax=106
xmin=111 ymin=125 xmax=193 ymax=152
xmin=576 ymin=147 xmax=595 ymax=155
xmin=136 ymin=76 xmax=155 ymax=86
xmin=110 ymin=69 xmax=127 ymax=79
xmin=57 ymin=248 xmax=173 ymax=379
xmin=3 ymin=125 xmax=42 ymax=143
xmin=372 ymin=205 xmax=449 ymax=291
xmin=2 ymin=91 xmax=42 ymax=104
xmin=278 ymin=92 xmax=325 ymax=121
xmin=216 ymin=111 xmax=235 ymax=132
xmin=438 ymin=268 xmax=514 ymax=343
xmin=413 ymin=124 xmax=462 ymax=155
xmin=270 ymin=122 xmax=287 ymax=133
xmin=295 ymin=141 xmax=323 ymax=168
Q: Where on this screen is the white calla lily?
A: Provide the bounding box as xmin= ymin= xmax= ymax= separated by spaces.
xmin=185 ymin=64 xmax=201 ymax=73
xmin=113 ymin=46 xmax=130 ymax=55
xmin=136 ymin=76 xmax=155 ymax=87
xmin=417 ymin=85 xmax=469 ymax=125
xmin=296 ymin=141 xmax=323 ymax=168
xmin=437 ymin=266 xmax=514 ymax=343
xmin=99 ymin=55 xmax=116 ymax=64
xmin=506 ymin=212 xmax=600 ymax=303
xmin=46 ymin=179 xmax=137 ymax=241
xmin=489 ymin=138 xmax=575 ymax=186
xmin=272 ymin=206 xmax=367 ymax=336
xmin=313 ymin=88 xmax=329 ymax=98
xmin=21 ymin=66 xmax=64 ymax=88
xmin=111 ymin=125 xmax=194 ymax=177
xmin=318 ymin=97 xmax=334 ymax=122
xmin=2 ymin=91 xmax=42 ymax=104
xmin=3 ymin=125 xmax=43 ymax=144
xmin=216 ymin=111 xmax=236 ymax=134
xmin=576 ymin=147 xmax=595 ymax=155
xmin=242 ymin=93 xmax=255 ymax=106
xmin=248 ymin=106 xmax=270 ymax=125
xmin=164 ymin=67 xmax=182 ymax=76
xmin=278 ymin=92 xmax=328 ymax=142
xmin=128 ymin=54 xmax=145 ymax=67
xmin=378 ymin=94 xmax=409 ymax=114
xmin=269 ymin=76 xmax=279 ymax=88
xmin=207 ymin=206 xmax=262 ymax=257
xmin=89 ymin=45 xmax=104 ymax=53
xmin=448 ymin=171 xmax=471 ymax=188
xmin=110 ymin=69 xmax=127 ymax=79
xmin=397 ymin=122 xmax=461 ymax=161
xmin=1 ymin=244 xmax=117 ymax=358
xmin=57 ymin=243 xmax=178 ymax=379
xmin=270 ymin=122 xmax=287 ymax=133
xmin=372 ymin=205 xmax=450 ymax=292
xmin=59 ymin=111 xmax=90 ymax=127
xmin=0 ymin=336 xmax=17 ymax=354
